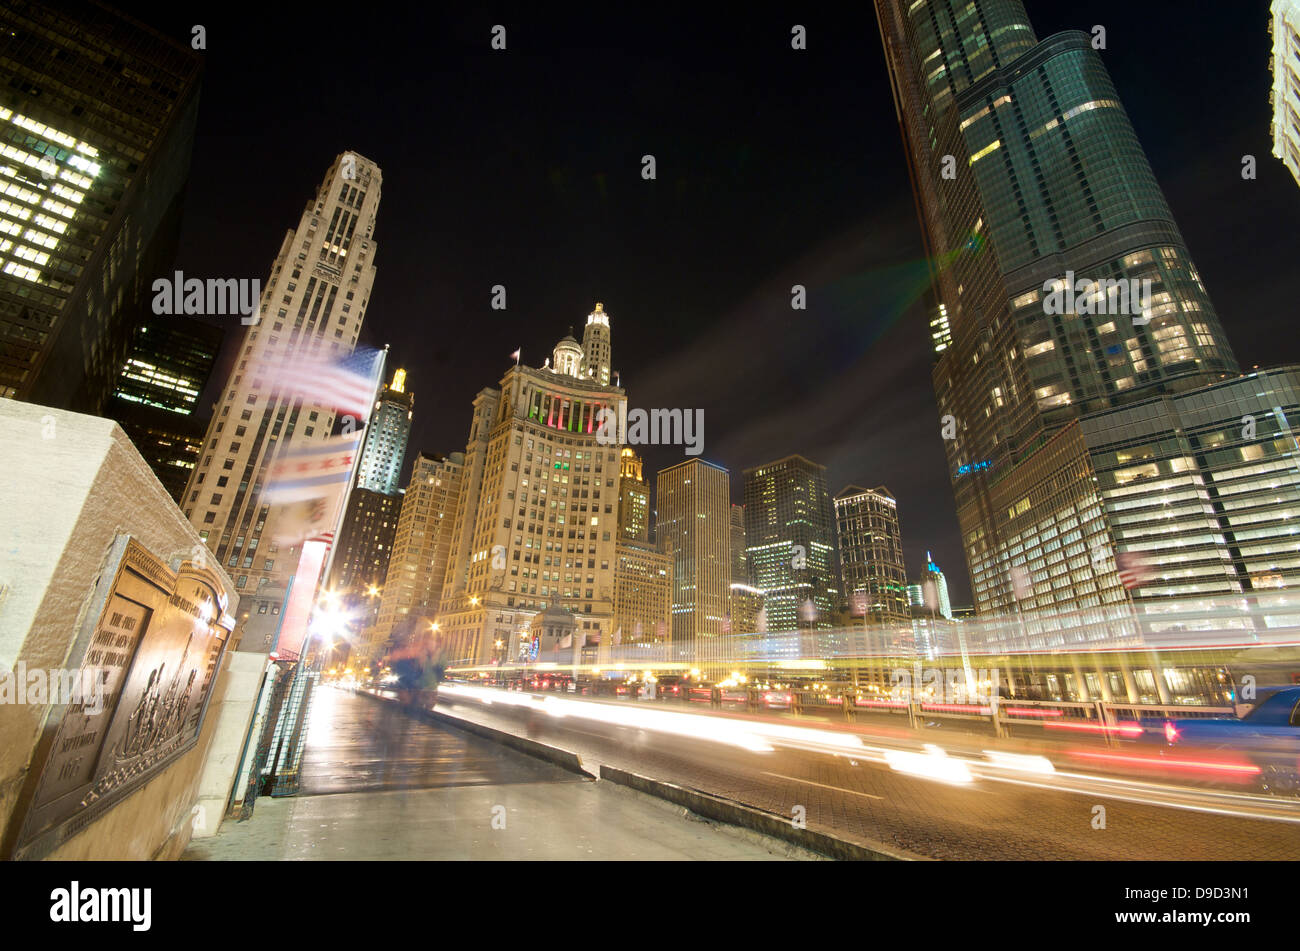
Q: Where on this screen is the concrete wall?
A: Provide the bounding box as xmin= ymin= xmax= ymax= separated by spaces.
xmin=0 ymin=399 xmax=262 ymax=858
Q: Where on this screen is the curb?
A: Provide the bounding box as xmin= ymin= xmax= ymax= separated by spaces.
xmin=598 ymin=765 xmax=917 ymax=861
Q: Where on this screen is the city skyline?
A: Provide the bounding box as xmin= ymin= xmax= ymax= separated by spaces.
xmin=4 ymin=0 xmax=1300 ymax=882
xmin=151 ymin=2 xmax=1300 ymax=605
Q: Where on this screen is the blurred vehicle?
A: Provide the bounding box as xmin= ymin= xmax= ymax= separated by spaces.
xmin=654 ymin=675 xmax=685 ymax=699
xmin=1163 ymin=686 xmax=1300 ymax=794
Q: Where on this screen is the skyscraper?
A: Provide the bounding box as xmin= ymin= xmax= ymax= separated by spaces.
xmin=355 ymin=367 xmax=413 ymax=495
xmin=729 ymin=503 xmax=748 ymax=585
xmin=727 ymin=502 xmax=762 ymax=634
xmin=834 ymin=485 xmax=909 ymax=626
xmin=612 ymin=538 xmax=673 ymax=654
xmin=580 ymin=301 xmax=612 ymax=386
xmin=325 ymin=367 xmax=412 ymax=635
xmin=437 ymin=308 xmax=625 ymax=664
xmin=1272 ymin=1 xmax=1300 ymax=190
xmin=875 ymin=1 xmax=1253 ymax=626
xmin=656 ymin=458 xmax=731 ymax=666
xmin=106 ymin=316 xmax=222 ymax=502
xmin=617 ymin=446 xmax=649 ymax=542
xmin=920 ymin=551 xmax=952 ymax=621
xmin=362 ymin=451 xmax=464 ymax=664
xmin=1 ymin=1 xmax=202 ymax=413
xmin=743 ymin=454 xmax=839 ymax=632
xmin=325 ymin=489 xmax=401 ymax=629
xmin=181 ymin=152 xmax=382 ymax=599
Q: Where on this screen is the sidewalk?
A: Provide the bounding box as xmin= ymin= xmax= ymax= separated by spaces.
xmin=183 ymin=687 xmax=816 ymax=860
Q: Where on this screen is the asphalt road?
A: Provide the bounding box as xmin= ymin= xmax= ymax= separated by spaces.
xmin=427 ymin=685 xmax=1300 ymax=860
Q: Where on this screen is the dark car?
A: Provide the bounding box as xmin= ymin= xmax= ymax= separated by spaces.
xmin=1163 ymin=686 xmax=1300 ymax=794
xmin=653 ymin=675 xmax=685 ymax=700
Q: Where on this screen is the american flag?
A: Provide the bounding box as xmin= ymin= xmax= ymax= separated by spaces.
xmin=1116 ymin=551 xmax=1154 ymax=590
xmin=256 ymin=345 xmax=383 ymax=421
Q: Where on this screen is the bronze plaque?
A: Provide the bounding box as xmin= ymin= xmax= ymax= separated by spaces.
xmin=10 ymin=535 xmax=234 ymax=860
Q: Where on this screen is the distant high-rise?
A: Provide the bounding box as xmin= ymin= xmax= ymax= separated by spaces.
xmin=326 ymin=488 xmax=401 ymax=628
xmin=106 ymin=317 xmax=222 ymax=502
xmin=875 ymin=0 xmax=1254 ymax=625
xmin=356 ymin=367 xmax=412 ymax=495
xmin=612 ymin=538 xmax=673 ymax=651
xmin=181 ymin=152 xmax=382 ymax=597
xmin=617 ymin=446 xmax=649 ymax=542
xmin=438 ymin=309 xmax=626 ymax=664
xmin=834 ymin=485 xmax=909 ymax=626
xmin=1272 ymin=1 xmax=1300 ymax=190
xmin=1 ymin=0 xmax=203 ymax=413
xmin=656 ymin=458 xmax=731 ymax=666
xmin=920 ymin=551 xmax=953 ymax=621
xmin=743 ymin=454 xmax=839 ymax=632
xmin=729 ymin=504 xmax=748 ymax=585
xmin=363 ymin=451 xmax=464 ymax=664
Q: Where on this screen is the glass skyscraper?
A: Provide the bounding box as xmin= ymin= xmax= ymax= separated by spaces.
xmin=872 ymin=1 xmax=1294 ymax=632
xmin=107 ymin=316 xmax=222 ymax=502
xmin=355 ymin=367 xmax=413 ymax=495
xmin=1 ymin=0 xmax=202 ymax=412
xmin=743 ymin=454 xmax=840 ymax=633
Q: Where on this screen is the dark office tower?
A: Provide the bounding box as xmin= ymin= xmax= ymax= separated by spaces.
xmin=833 ymin=485 xmax=910 ymax=626
xmin=106 ymin=316 xmax=222 ymax=502
xmin=875 ymin=1 xmax=1241 ymax=621
xmin=0 ymin=1 xmax=202 ymax=413
xmin=729 ymin=504 xmax=747 ymax=586
xmin=356 ymin=367 xmax=413 ymax=495
xmin=743 ymin=455 xmax=839 ymax=633
xmin=326 ymin=488 xmax=402 ymax=631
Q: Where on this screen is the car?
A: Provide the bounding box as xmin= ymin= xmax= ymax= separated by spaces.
xmin=653 ymin=675 xmax=685 ymax=699
xmin=1162 ymin=686 xmax=1300 ymax=794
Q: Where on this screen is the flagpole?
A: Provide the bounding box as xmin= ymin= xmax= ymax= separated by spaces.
xmin=314 ymin=345 xmax=388 ymax=665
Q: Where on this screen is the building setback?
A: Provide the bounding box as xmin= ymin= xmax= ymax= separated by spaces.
xmin=1 ymin=0 xmax=202 ymax=414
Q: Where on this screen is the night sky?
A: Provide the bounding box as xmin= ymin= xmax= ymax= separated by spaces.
xmin=143 ymin=0 xmax=1296 ymax=604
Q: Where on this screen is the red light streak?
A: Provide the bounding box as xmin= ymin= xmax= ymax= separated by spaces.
xmin=1003 ymin=707 xmax=1065 ymax=717
xmin=1044 ymin=720 xmax=1144 ymax=737
xmin=1069 ymin=749 xmax=1261 ymax=776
